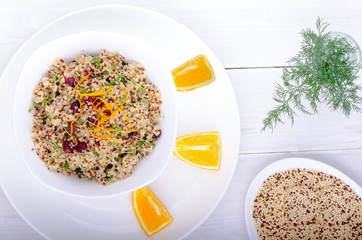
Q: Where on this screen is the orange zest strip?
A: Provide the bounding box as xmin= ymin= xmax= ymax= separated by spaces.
xmin=116 ymin=128 xmax=139 ymax=133
xmin=102 ymin=128 xmax=140 ymax=134
xmin=122 ymin=89 xmax=127 ymax=97
xmin=70 ymin=98 xmax=82 ymax=146
xmin=75 ymin=89 xmax=107 ymax=98
xmin=87 ymin=128 xmax=138 ymax=143
xmin=120 ymin=109 xmax=133 ymax=127
xmin=69 ymin=76 xmax=139 ymax=143
xmin=88 ymin=134 xmax=123 ymax=142
xmin=73 ymin=71 xmax=92 ymax=96
xmin=109 ymin=85 xmax=124 ymax=106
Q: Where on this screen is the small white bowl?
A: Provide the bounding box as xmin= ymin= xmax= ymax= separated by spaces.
xmin=245 ymin=158 xmax=362 ymax=240
xmin=13 ymin=31 xmax=177 ymax=198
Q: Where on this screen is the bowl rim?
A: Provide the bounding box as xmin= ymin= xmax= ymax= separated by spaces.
xmin=12 ymin=30 xmax=178 ymax=198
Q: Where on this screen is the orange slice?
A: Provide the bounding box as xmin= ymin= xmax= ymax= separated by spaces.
xmin=132 ymin=186 xmax=173 ymax=237
xmin=171 ymin=54 xmax=215 ymax=91
xmin=173 ymin=131 xmax=221 ymax=170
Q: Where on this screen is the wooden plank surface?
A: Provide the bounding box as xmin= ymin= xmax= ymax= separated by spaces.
xmin=1 ymin=0 xmax=362 ymax=239
xmin=2 ymin=0 xmax=362 ymax=71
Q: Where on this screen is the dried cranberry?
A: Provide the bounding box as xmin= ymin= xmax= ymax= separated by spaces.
xmin=70 ymin=101 xmax=80 ymax=114
xmin=86 ymin=117 xmax=96 ymax=127
xmin=65 ymin=77 xmax=75 ymax=86
xmin=106 ymin=76 xmax=114 ymax=82
xmin=103 ymin=110 xmax=112 ymax=116
xmin=75 ymin=142 xmax=87 ymax=153
xmin=83 ymin=96 xmax=95 ymax=105
xmin=153 ymin=130 xmax=162 ymax=139
xmin=93 ymin=99 xmax=104 ymax=108
xmin=62 ymin=141 xmax=73 ymax=154
xmin=129 ymin=131 xmax=139 ymax=137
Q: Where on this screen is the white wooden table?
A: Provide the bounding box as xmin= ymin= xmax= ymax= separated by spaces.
xmin=1 ymin=0 xmax=362 ymax=239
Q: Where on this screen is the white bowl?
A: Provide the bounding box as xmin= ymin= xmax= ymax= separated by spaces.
xmin=13 ymin=31 xmax=177 ymax=198
xmin=245 ymin=158 xmax=362 ymax=240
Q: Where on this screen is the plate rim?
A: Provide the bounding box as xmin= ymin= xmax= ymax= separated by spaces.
xmin=0 ymin=4 xmax=241 ymax=239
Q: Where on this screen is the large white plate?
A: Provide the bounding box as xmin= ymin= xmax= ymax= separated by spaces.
xmin=245 ymin=158 xmax=362 ymax=240
xmin=0 ymin=5 xmax=240 ymax=239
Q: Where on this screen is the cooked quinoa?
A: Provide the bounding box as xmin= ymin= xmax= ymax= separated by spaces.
xmin=252 ymin=168 xmax=362 ymax=239
xmin=31 ymin=50 xmax=162 ymax=185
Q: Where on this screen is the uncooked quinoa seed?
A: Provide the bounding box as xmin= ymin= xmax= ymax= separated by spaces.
xmin=253 ymin=168 xmax=362 ymax=239
xmin=31 ymin=50 xmax=162 ymax=185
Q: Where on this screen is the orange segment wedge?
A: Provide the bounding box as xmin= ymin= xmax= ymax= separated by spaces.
xmin=171 ymin=54 xmax=215 ymax=91
xmin=173 ymin=131 xmax=221 ymax=170
xmin=132 ymin=186 xmax=173 ymax=237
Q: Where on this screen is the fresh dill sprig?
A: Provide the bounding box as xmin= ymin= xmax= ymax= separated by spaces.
xmin=262 ymin=17 xmax=362 ymax=131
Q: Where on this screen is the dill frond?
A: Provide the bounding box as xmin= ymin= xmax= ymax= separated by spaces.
xmin=262 ymin=17 xmax=362 ymax=131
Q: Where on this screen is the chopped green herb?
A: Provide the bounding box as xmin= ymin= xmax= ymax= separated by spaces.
xmin=34 ymin=102 xmax=42 ymax=107
xmin=114 ymin=156 xmax=120 ymax=161
xmin=122 ymin=95 xmax=127 ymax=100
xmin=46 ymin=113 xmax=53 ymax=119
xmin=109 ymin=175 xmax=113 ymax=181
xmin=105 ymin=164 xmax=113 ymax=171
xmin=80 ymin=88 xmax=87 ymax=94
xmin=93 ymin=57 xmax=100 ymax=64
xmin=44 ymin=94 xmax=51 ymax=102
xmin=93 ymin=58 xmax=101 ymax=69
xmin=105 ymin=82 xmax=111 ymax=87
xmin=75 ymin=167 xmax=83 ymax=173
xmin=64 ymin=162 xmax=69 ymax=171
xmin=108 ymin=142 xmax=113 ymax=146
xmin=104 ymin=70 xmax=109 ymax=75
xmin=52 ymin=74 xmax=57 ymax=80
xmin=132 ymin=112 xmax=136 ymax=117
xmin=138 ymin=86 xmax=146 ymax=93
xmin=82 ymin=154 xmax=86 ymax=157
xmin=111 ymin=80 xmax=116 ymax=85
xmin=139 ymin=141 xmax=144 ymax=147
xmin=127 ymin=149 xmax=133 ymax=153
xmin=54 ymin=66 xmax=60 ymax=73
xmin=114 ymin=124 xmax=122 ymax=133
xmin=55 ymin=140 xmax=64 ymax=154
xmin=117 ymin=75 xmax=126 ymax=83
xmin=76 ymin=119 xmax=83 ymax=125
xmin=65 ymin=126 xmax=69 ymax=132
xmin=28 ymin=107 xmax=33 ymax=113
xmin=93 ymin=152 xmax=100 ymax=157
xmin=99 ymin=83 xmax=103 ymax=87
xmin=132 ymin=80 xmax=136 ymax=85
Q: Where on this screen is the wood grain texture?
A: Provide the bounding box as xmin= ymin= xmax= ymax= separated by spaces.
xmin=1 ymin=0 xmax=362 ymax=239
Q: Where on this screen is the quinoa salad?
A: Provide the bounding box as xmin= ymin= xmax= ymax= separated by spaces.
xmin=30 ymin=50 xmax=162 ymax=185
